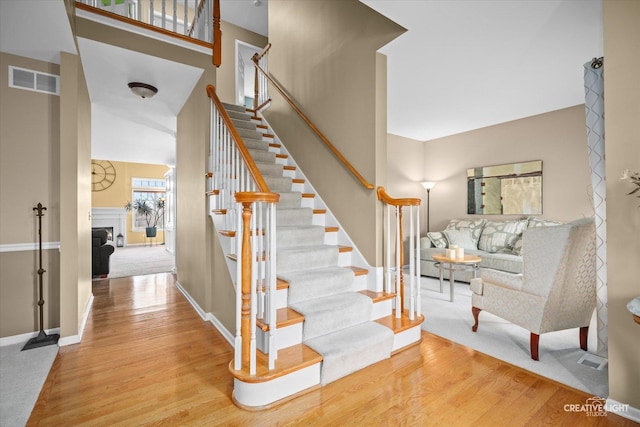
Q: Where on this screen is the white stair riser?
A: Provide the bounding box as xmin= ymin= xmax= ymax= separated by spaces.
xmin=233 ymin=363 xmax=321 ymax=408
xmin=390 ymin=324 xmax=422 ymax=352
xmin=256 ymin=323 xmax=303 ymax=353
xmin=371 ymin=299 xmax=393 ymax=320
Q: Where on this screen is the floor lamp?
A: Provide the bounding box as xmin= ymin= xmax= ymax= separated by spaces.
xmin=421 ymin=181 xmax=436 ymax=232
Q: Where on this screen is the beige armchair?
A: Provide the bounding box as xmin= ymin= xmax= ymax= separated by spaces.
xmin=470 ymin=218 xmax=597 ymax=360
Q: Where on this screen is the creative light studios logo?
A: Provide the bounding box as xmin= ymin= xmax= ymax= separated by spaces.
xmin=564 ymin=396 xmax=629 ymax=417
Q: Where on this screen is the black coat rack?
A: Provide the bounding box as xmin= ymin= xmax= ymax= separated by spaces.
xmin=22 ymin=203 xmax=59 ymax=351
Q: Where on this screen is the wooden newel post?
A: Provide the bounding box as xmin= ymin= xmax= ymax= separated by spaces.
xmin=240 ymin=201 xmax=253 ymax=368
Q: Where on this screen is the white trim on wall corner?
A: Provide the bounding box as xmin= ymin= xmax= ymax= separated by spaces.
xmin=606 ymin=398 xmax=640 ymax=423
xmin=175 ymin=281 xmax=234 ymax=347
xmin=0 ymin=328 xmax=61 ymax=347
xmin=59 ymin=293 xmax=94 ymax=347
xmin=0 ymin=242 xmax=60 ymax=253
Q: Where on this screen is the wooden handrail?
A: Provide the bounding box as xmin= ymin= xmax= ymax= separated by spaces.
xmin=74 ymin=2 xmax=213 ymax=49
xmin=206 ymin=84 xmax=271 ymax=193
xmin=376 ymin=187 xmax=421 ymax=206
xmin=254 ymin=43 xmax=272 ymax=62
xmin=252 ymin=59 xmax=374 ymax=190
xmin=235 ymin=192 xmax=280 ymax=204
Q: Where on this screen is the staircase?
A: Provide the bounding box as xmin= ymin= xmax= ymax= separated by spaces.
xmin=210 ymin=100 xmax=423 ymax=409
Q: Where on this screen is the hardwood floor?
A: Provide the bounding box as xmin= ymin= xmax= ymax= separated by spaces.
xmin=28 ymin=273 xmax=635 ymax=426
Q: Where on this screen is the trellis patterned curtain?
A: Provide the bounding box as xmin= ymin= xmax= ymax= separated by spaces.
xmin=583 ymin=58 xmax=607 ymax=357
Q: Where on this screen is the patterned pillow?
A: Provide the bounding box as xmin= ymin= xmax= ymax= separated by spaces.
xmin=478 ymin=220 xmax=528 ymax=253
xmin=443 ymin=229 xmax=476 ymax=250
xmin=527 ymin=217 xmax=563 ymax=228
xmin=427 ymin=231 xmax=448 ymax=248
xmin=445 ymin=219 xmax=486 ymax=249
xmin=513 ymin=218 xmax=562 ymax=255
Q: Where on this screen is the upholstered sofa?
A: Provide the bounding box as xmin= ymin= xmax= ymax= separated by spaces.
xmin=92 ymin=229 xmax=115 ymax=277
xmin=420 ymin=217 xmax=562 ymax=282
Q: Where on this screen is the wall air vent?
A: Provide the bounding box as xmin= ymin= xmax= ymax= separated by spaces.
xmin=8 ymin=66 xmax=59 ymax=95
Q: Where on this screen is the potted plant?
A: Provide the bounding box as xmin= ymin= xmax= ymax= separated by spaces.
xmin=124 ymin=198 xmax=165 ymax=238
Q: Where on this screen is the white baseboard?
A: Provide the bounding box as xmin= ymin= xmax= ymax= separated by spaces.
xmin=175 ymin=281 xmax=234 ymax=347
xmin=59 ymin=293 xmax=94 ymax=347
xmin=606 ymin=398 xmax=640 ymax=423
xmin=0 ymin=327 xmax=61 ymax=347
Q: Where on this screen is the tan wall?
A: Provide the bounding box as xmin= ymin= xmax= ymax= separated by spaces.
xmin=216 ymin=21 xmax=268 ymax=105
xmin=265 ymin=0 xmax=404 ymax=265
xmin=92 ymin=160 xmax=170 ymax=245
xmin=417 ymin=105 xmax=594 ymax=232
xmin=0 ymin=52 xmax=62 ymax=338
xmin=175 ymin=73 xmax=214 ymax=314
xmin=59 ymin=51 xmax=92 ymax=339
xmin=603 ymin=0 xmax=640 ymax=411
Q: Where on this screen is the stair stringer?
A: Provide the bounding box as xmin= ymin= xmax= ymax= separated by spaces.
xmin=255 ymin=111 xmax=384 ymax=294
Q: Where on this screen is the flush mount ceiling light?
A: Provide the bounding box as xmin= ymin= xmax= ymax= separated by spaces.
xmin=127 ymin=82 xmax=158 ymax=99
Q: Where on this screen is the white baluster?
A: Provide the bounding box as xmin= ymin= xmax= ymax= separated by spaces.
xmin=395 ymin=206 xmax=401 ymax=318
xmin=161 ymin=0 xmax=166 ymax=29
xmin=172 ymin=0 xmax=177 ymax=32
xmin=268 ymin=202 xmax=277 ymax=369
xmin=416 ymin=205 xmax=421 ymax=318
xmin=409 ymin=206 xmax=415 ymax=320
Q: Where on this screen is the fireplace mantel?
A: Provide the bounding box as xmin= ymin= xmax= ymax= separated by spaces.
xmin=92 ymin=208 xmax=127 ymax=245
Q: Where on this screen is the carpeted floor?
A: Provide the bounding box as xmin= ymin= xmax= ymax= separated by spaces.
xmin=107 ymin=245 xmax=175 ymax=279
xmin=419 ymin=275 xmax=608 ymax=397
xmin=0 ymin=342 xmax=58 ymax=427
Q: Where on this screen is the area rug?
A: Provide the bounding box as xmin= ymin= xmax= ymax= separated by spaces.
xmin=0 ymin=342 xmax=58 ymax=426
xmin=419 ymin=276 xmax=608 ymax=397
xmin=107 ymin=245 xmax=175 ymax=279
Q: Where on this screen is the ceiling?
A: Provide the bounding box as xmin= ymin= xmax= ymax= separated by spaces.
xmin=1 ymin=0 xmax=603 ymax=164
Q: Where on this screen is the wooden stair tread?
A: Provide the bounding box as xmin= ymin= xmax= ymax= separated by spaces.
xmin=256 ymin=124 xmax=268 ymax=129
xmin=325 ymin=226 xmax=339 ymax=232
xmin=212 ymin=209 xmax=227 ymax=215
xmin=263 ymin=133 xmax=275 ymax=138
xmin=337 ymin=246 xmax=352 ymax=253
xmin=219 ymin=230 xmax=235 ymax=237
xmin=269 ymin=143 xmax=281 ymax=149
xmin=301 ymin=193 xmax=315 ymax=198
xmin=375 ymin=310 xmax=424 ymax=334
xmin=206 ymin=189 xmax=219 ymax=196
xmin=256 ymin=308 xmax=304 ymax=331
xmin=313 ymin=209 xmax=326 ymax=214
xmin=292 ymin=178 xmax=305 ymax=184
xmin=349 ymin=266 xmax=368 ymax=276
xmin=228 ymin=343 xmax=322 ymax=383
xmin=359 ymin=290 xmax=395 ymax=303
xmin=276 ymin=154 xmax=288 ymax=159
xmin=205 ymin=172 xmax=213 ymax=178
xmin=283 ymin=165 xmax=297 ymax=171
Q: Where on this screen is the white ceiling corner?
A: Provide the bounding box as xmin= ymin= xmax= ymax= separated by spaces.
xmin=0 ymin=0 xmax=76 ymax=64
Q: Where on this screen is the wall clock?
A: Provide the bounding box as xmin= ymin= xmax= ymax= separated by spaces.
xmin=91 ymin=160 xmax=116 ymax=192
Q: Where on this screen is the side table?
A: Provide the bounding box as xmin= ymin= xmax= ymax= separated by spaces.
xmin=432 ymin=254 xmax=482 ymax=302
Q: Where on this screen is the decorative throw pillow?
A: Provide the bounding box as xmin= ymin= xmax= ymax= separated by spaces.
xmin=527 ymin=217 xmax=563 ymax=228
xmin=445 ymin=219 xmax=486 ymax=249
xmin=443 ymin=229 xmax=476 ymax=250
xmin=514 ymin=218 xmax=561 ymax=255
xmin=427 ymin=231 xmax=448 ymax=248
xmin=478 ymin=220 xmax=528 ymax=253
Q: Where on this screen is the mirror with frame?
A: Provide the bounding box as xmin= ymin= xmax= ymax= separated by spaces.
xmin=467 ymin=160 xmax=542 ymax=215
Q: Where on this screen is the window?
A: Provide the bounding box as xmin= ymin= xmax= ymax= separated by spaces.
xmin=131 ymin=177 xmax=166 ymax=230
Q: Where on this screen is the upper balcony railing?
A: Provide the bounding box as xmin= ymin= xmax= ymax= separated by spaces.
xmin=76 ymin=0 xmax=221 ymax=64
